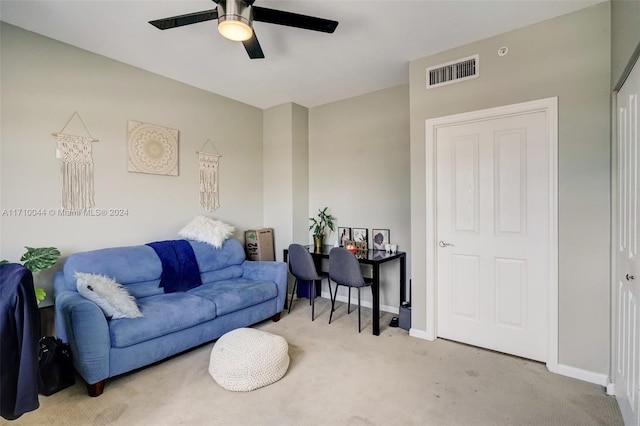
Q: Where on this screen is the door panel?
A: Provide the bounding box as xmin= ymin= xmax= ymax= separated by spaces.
xmin=495 ymin=257 xmax=526 ymax=329
xmin=494 ymin=129 xmax=526 ymax=236
xmin=436 ymin=110 xmax=548 ymax=362
xmin=451 ymin=254 xmax=479 ymax=320
xmin=453 ymin=135 xmax=479 ymax=234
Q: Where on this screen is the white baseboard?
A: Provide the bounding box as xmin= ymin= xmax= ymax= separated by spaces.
xmin=287 ymin=292 xmax=400 ymax=315
xmin=319 ymin=290 xmax=400 ymax=315
xmin=409 ymin=328 xmax=433 ymax=340
xmin=556 ymin=363 xmax=609 ymax=387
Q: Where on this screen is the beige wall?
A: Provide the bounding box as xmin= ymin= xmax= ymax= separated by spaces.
xmin=611 ymin=0 xmax=640 ymax=87
xmin=409 ymin=3 xmax=611 ymax=376
xmin=263 ymin=102 xmax=310 ymax=262
xmin=309 ymin=85 xmax=411 ymax=310
xmin=0 ymin=23 xmax=264 ymax=304
xmin=291 ymin=104 xmax=311 ymax=248
xmin=263 ymin=103 xmax=294 ymax=261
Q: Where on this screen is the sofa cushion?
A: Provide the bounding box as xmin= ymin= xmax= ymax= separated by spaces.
xmin=200 ymin=265 xmax=244 ymax=286
xmin=109 ymin=293 xmax=216 ymax=348
xmin=63 ymin=245 xmax=162 ymax=291
xmin=190 ymin=239 xmax=245 ymax=273
xmin=123 ymin=279 xmax=163 ymax=299
xmin=188 ymin=279 xmax=277 ymax=316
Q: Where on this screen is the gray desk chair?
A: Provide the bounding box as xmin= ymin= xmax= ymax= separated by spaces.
xmin=328 ymin=247 xmax=374 ymax=333
xmin=287 ymin=244 xmax=331 ymax=321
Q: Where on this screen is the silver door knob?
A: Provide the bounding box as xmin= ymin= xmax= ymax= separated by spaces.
xmin=626 ymin=274 xmax=636 ymax=281
xmin=438 ymin=241 xmax=454 ymax=248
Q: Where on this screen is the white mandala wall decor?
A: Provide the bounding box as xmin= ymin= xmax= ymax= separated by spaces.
xmin=127 ymin=120 xmax=179 ymax=176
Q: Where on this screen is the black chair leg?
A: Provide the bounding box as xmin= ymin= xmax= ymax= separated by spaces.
xmin=327 ymin=279 xmax=335 ymax=312
xmin=311 ymin=280 xmax=316 ymax=321
xmin=347 ymin=287 xmax=352 ymax=314
xmin=288 ymin=279 xmax=298 ymax=314
xmin=329 ymin=283 xmax=339 ymax=324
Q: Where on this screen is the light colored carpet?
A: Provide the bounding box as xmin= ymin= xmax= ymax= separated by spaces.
xmin=7 ymin=297 xmax=623 ymax=426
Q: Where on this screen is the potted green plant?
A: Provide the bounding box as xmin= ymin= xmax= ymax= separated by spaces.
xmin=309 ymin=207 xmax=335 ymax=250
xmin=1 ymin=246 xmax=61 ymax=304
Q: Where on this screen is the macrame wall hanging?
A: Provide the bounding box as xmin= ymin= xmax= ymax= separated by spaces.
xmin=198 ymin=140 xmax=222 ymax=211
xmin=52 ymin=112 xmax=98 ymax=212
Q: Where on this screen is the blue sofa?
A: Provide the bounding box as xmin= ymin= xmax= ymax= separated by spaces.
xmin=53 ymin=238 xmax=287 ymax=396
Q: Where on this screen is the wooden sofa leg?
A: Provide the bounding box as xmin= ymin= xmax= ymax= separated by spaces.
xmin=87 ymin=380 xmax=106 ymax=397
xmin=272 ymin=312 xmax=282 ymax=322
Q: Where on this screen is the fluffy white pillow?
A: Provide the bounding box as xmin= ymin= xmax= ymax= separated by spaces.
xmin=75 ymin=272 xmax=143 ymax=319
xmin=178 ymin=216 xmax=235 ymax=248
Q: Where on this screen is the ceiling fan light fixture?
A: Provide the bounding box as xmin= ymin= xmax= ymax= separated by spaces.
xmin=217 ymin=0 xmax=253 ymax=42
xmin=218 ymin=19 xmax=252 ymax=41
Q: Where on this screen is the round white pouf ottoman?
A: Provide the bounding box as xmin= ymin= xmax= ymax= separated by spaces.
xmin=208 ymin=328 xmax=290 ymax=392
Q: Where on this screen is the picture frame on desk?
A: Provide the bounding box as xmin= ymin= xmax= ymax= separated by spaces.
xmin=372 ymin=229 xmax=389 ymax=251
xmin=353 ymin=228 xmax=368 ymax=247
xmin=338 ymin=227 xmax=352 ymax=246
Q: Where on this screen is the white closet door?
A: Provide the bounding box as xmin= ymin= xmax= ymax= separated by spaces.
xmin=615 ymin=57 xmax=640 ymax=426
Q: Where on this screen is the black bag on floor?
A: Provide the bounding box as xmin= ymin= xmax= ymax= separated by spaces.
xmin=38 ymin=336 xmax=75 ymax=396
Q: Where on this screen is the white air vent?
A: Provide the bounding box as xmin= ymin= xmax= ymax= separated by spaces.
xmin=426 ymin=54 xmax=479 ymax=89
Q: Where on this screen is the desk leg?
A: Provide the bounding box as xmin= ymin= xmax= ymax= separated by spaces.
xmin=311 ymin=279 xmax=317 ymax=321
xmin=400 ymin=254 xmax=407 ymax=303
xmin=373 ymin=263 xmax=380 ymax=336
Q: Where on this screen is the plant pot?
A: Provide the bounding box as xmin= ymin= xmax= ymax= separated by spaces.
xmin=313 ymin=235 xmax=323 ymax=250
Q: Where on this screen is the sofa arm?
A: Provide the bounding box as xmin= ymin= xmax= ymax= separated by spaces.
xmin=242 ymin=261 xmax=287 ymax=311
xmin=55 ymin=291 xmax=111 ymax=385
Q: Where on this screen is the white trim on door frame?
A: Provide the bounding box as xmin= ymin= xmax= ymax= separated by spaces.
xmin=423 ymin=97 xmax=559 ymax=374
xmin=610 ymin=90 xmax=618 ymax=395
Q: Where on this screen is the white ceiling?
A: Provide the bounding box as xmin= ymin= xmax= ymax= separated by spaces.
xmin=0 ymin=0 xmax=603 ymax=109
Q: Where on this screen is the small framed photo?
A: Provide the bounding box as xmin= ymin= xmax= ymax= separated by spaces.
xmin=353 ymin=228 xmax=368 ymax=247
xmin=338 ymin=227 xmax=352 ymax=246
xmin=372 ymin=229 xmax=390 ymax=251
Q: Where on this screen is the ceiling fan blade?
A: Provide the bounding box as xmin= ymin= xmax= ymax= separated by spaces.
xmin=149 ymin=9 xmax=218 ymax=30
xmin=242 ymin=33 xmax=265 ymax=59
xmin=252 ymin=6 xmax=338 ymax=33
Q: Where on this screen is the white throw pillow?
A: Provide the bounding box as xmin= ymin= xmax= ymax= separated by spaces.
xmin=178 ymin=216 xmax=235 ymax=248
xmin=75 ymin=272 xmax=143 ymax=319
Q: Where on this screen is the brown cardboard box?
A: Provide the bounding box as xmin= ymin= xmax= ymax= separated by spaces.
xmin=244 ymin=228 xmax=275 ymax=261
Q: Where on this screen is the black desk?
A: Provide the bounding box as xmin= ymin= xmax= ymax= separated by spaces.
xmin=283 ymin=245 xmax=406 ymax=336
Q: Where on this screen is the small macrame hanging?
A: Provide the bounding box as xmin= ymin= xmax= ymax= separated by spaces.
xmin=198 ymin=140 xmax=222 ymax=211
xmin=52 ymin=112 xmax=98 ymax=212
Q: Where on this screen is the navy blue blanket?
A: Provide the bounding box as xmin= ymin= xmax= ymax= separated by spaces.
xmin=146 ymin=240 xmax=202 ymax=293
